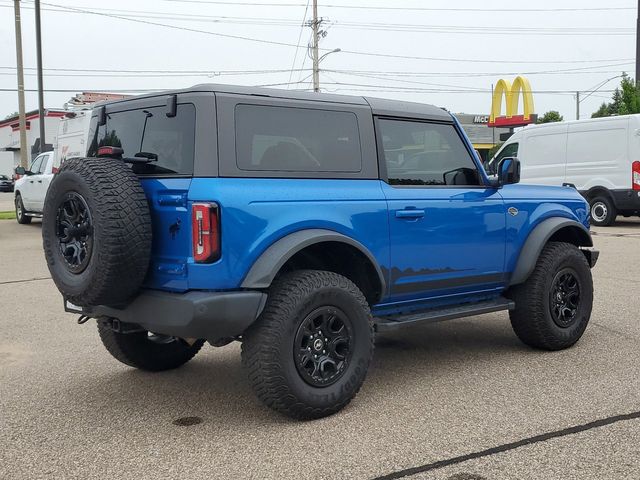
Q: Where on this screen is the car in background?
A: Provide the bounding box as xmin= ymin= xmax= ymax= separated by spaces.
xmin=0 ymin=174 xmax=13 ymax=192
xmin=13 ymin=151 xmax=55 ymax=224
xmin=488 ymin=114 xmax=640 ymax=226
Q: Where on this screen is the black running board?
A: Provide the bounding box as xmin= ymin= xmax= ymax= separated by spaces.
xmin=374 ymin=297 xmax=514 ymax=332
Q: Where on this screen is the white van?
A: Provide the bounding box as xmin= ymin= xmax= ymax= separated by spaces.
xmin=488 ymin=114 xmax=640 ymax=226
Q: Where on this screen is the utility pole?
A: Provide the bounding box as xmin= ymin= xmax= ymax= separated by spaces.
xmin=35 ymin=0 xmax=46 ymax=153
xmin=13 ymin=0 xmax=28 ymax=169
xmin=576 ymin=91 xmax=580 ymax=120
xmin=311 ymin=0 xmax=319 ymax=92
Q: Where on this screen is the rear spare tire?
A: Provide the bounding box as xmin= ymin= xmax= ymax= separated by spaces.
xmin=42 ymin=157 xmax=152 ymax=306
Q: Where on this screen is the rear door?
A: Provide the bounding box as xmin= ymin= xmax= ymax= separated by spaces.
xmin=377 ymin=117 xmax=506 ymax=304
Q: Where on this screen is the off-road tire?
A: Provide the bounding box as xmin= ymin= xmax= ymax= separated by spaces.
xmin=97 ymin=320 xmax=205 ymax=371
xmin=42 ymin=157 xmax=152 ymax=307
xmin=589 ymin=196 xmax=616 ymax=226
xmin=508 ymin=242 xmax=593 ymax=351
xmin=15 ymin=193 xmax=31 ymax=224
xmin=242 ymin=270 xmax=374 ymax=420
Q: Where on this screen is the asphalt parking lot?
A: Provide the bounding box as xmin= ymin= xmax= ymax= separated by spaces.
xmin=1 ymin=215 xmax=639 ymax=480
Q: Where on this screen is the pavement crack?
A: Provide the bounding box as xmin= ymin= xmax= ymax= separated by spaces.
xmin=0 ymin=276 xmax=51 ymax=286
xmin=372 ymin=411 xmax=640 ymax=480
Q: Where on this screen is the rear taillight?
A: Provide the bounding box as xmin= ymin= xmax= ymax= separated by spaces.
xmin=191 ymin=203 xmax=220 ymax=263
xmin=633 ymin=161 xmax=640 ymax=191
xmin=52 ymin=167 xmax=59 ymax=174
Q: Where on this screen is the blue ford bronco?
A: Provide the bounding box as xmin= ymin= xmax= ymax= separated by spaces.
xmin=42 ymin=84 xmax=598 ymax=420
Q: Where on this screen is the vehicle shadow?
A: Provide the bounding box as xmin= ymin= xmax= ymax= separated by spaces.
xmin=60 ymin=314 xmax=539 ymax=425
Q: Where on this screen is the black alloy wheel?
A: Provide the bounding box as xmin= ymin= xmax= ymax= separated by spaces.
xmin=55 ymin=192 xmax=93 ymax=273
xmin=294 ymin=306 xmax=353 ymax=387
xmin=549 ymin=268 xmax=581 ymax=328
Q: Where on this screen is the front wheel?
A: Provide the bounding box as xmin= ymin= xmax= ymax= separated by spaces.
xmin=98 ymin=320 xmax=205 ymax=371
xmin=15 ymin=194 xmax=31 ymax=224
xmin=508 ymin=242 xmax=593 ymax=351
xmin=242 ymin=270 xmax=374 ymax=420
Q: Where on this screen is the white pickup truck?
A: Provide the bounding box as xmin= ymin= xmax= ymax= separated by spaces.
xmin=14 ymin=109 xmax=91 ymax=224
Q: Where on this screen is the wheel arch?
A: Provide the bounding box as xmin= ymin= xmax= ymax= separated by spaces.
xmin=509 ymin=217 xmax=593 ymax=287
xmin=240 ymin=229 xmax=386 ymax=304
xmin=584 ymin=186 xmax=614 ymax=202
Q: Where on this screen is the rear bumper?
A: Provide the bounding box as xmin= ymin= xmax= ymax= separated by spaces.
xmin=86 ymin=289 xmax=267 ymax=340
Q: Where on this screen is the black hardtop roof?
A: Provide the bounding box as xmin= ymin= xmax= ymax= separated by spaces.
xmin=98 ymin=83 xmax=453 ymax=122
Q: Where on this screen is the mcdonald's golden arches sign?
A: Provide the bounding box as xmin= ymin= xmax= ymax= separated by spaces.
xmin=488 ymin=76 xmax=537 ymax=127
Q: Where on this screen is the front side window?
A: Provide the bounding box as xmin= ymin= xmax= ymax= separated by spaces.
xmin=235 ymin=104 xmax=362 ymax=173
xmin=89 ymin=103 xmax=196 ymax=175
xmin=489 ymin=142 xmax=519 ymax=174
xmin=378 ymin=119 xmax=480 ymax=186
xmin=29 ymin=155 xmax=44 ymax=174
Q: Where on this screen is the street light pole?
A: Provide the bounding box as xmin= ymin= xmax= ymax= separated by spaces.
xmin=35 ymin=0 xmax=46 ymax=153
xmin=636 ymin=0 xmax=640 ymax=86
xmin=13 ymin=0 xmax=28 ymax=169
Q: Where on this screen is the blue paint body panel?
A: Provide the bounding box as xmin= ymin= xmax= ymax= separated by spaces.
xmin=141 ymin=175 xmax=589 ymax=317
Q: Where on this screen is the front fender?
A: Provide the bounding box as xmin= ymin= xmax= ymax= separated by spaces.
xmin=509 ymin=217 xmax=593 ymax=286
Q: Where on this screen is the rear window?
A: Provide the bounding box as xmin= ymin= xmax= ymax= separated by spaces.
xmin=88 ymin=103 xmax=196 ymax=175
xmin=235 ymin=104 xmax=362 ymax=173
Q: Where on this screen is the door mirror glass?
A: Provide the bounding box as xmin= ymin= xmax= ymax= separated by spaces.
xmin=15 ymin=166 xmax=25 ymax=175
xmin=498 ymin=157 xmax=521 ymax=185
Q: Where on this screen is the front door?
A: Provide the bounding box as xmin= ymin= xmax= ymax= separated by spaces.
xmin=31 ymin=152 xmax=53 ymax=212
xmin=376 ymin=117 xmax=506 ymax=304
xmin=20 ymin=154 xmax=45 ymax=210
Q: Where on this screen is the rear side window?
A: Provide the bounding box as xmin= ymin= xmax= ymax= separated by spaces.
xmin=88 ymin=103 xmax=196 ymax=175
xmin=378 ymin=119 xmax=479 ymax=186
xmin=235 ymin=104 xmax=362 ymax=173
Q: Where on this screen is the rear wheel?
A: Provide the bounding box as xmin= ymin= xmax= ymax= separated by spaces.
xmin=242 ymin=270 xmax=374 ymax=420
xmin=589 ymin=196 xmax=616 ymax=226
xmin=15 ymin=193 xmax=31 ymax=224
xmin=97 ymin=319 xmax=205 ymax=371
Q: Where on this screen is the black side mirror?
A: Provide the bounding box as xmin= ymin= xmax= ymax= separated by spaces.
xmin=498 ymin=157 xmax=521 ymax=185
xmin=15 ymin=166 xmax=26 ymax=175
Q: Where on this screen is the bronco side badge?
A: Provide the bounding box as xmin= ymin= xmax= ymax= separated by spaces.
xmin=508 ymin=207 xmax=519 ymax=216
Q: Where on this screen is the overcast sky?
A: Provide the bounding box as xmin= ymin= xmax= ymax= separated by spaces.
xmin=0 ymin=0 xmax=636 ymax=120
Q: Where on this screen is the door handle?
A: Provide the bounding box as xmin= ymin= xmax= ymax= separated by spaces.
xmin=37 ymin=180 xmax=42 ymax=183
xmin=29 ymin=180 xmax=34 ymax=183
xmin=396 ymin=208 xmax=425 ymax=219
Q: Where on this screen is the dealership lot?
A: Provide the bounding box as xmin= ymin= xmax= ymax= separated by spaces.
xmin=0 ymin=217 xmax=639 ymax=480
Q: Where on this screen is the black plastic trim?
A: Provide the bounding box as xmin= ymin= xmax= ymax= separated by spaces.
xmin=509 ymin=217 xmax=593 ymax=286
xmin=87 ymin=289 xmax=267 ymax=340
xmin=240 ymin=229 xmax=386 ymax=302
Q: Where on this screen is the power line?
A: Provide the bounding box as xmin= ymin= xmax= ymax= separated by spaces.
xmin=287 ymin=0 xmax=310 ymax=89
xmin=20 ymin=2 xmax=636 ymax=65
xmin=157 ymin=1 xmax=634 ymax=12
xmin=5 ymin=3 xmax=633 ymax=35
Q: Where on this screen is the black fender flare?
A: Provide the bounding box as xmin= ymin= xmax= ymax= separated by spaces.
xmin=509 ymin=217 xmax=593 ymax=286
xmin=241 ymin=229 xmax=386 ymax=300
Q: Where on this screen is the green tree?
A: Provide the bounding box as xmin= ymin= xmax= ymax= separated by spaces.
xmin=537 ymin=110 xmax=564 ymax=123
xmin=592 ymin=73 xmax=640 ymax=118
xmin=3 ymin=111 xmax=18 ymax=120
